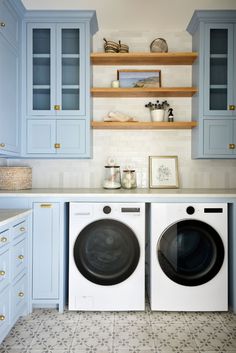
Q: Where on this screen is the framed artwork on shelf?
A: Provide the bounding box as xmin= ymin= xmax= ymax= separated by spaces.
xmin=117 ymin=69 xmax=161 ymax=88
xmin=149 ymin=155 xmax=179 ymax=189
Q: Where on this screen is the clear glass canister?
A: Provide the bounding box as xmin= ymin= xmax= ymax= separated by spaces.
xmin=103 ymin=166 xmax=121 ymax=189
xmin=121 ymin=170 xmax=137 ymax=189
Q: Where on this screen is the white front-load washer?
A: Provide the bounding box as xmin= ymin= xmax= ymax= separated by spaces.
xmin=69 ymin=202 xmax=145 ymax=311
xmin=150 ymin=203 xmax=228 ymax=311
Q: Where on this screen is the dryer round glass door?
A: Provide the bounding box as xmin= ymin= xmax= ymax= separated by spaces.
xmin=157 ymin=220 xmax=225 ymax=286
xmin=73 ymin=219 xmax=140 ymax=285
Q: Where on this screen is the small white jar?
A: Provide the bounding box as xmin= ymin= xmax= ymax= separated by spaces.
xmin=150 ymin=109 xmax=164 ymax=122
xmin=121 ymin=170 xmax=137 ymax=189
xmin=111 ymin=80 xmax=120 ymax=88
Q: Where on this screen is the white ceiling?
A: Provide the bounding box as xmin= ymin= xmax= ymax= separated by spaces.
xmin=22 ymin=0 xmax=236 ymax=31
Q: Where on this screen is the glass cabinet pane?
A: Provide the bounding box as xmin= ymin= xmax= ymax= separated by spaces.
xmin=32 ymin=29 xmax=51 ymax=111
xmin=61 ymin=28 xmax=80 ymax=111
xmin=209 ymin=29 xmax=228 ymax=111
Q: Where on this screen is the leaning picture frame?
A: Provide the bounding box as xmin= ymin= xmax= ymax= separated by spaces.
xmin=117 ymin=69 xmax=161 ymax=88
xmin=149 ymin=156 xmax=179 ymax=189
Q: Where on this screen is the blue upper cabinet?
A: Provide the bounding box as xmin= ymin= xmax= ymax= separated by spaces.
xmin=21 ymin=10 xmax=98 ymax=158
xmin=187 ymin=10 xmax=236 ymax=158
xmin=0 ymin=0 xmax=24 ymax=156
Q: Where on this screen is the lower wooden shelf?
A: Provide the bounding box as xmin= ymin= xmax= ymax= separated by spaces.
xmin=91 ymin=121 xmax=197 ymax=129
xmin=91 ymin=87 xmax=197 ymax=97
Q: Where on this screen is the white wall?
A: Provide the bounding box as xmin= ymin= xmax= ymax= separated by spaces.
xmin=7 ymin=0 xmax=236 ymax=189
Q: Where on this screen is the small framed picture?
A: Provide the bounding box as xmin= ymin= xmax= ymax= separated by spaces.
xmin=117 ymin=69 xmax=161 ymax=88
xmin=149 ymin=156 xmax=179 ymax=189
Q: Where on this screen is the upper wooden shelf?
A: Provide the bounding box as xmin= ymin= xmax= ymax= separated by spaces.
xmin=91 ymin=87 xmax=197 ymax=98
xmin=91 ymin=52 xmax=198 ymax=65
xmin=91 ymin=121 xmax=197 ymax=129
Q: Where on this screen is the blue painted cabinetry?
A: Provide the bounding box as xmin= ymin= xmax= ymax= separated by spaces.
xmin=187 ymin=11 xmax=236 ymax=158
xmin=21 ymin=11 xmax=98 ymax=158
xmin=0 ymin=0 xmax=23 ymax=156
xmin=0 ymin=211 xmax=31 ymax=344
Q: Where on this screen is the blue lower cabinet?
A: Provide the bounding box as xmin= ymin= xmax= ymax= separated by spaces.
xmin=0 ymin=212 xmax=30 ymax=344
xmin=204 ymin=119 xmax=236 ymax=156
xmin=27 ymin=119 xmax=86 ymax=156
xmin=32 ymin=202 xmax=60 ymax=301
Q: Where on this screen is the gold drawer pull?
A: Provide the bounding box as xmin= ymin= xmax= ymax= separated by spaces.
xmin=0 ymin=143 xmax=5 ymax=148
xmin=0 ymin=270 xmax=6 ymax=276
xmin=54 ymin=105 xmax=60 ymax=111
xmin=229 ymin=143 xmax=235 ymax=150
xmin=0 ymin=315 xmax=5 ymax=321
xmin=20 ymin=227 xmax=25 ymax=232
xmin=40 ymin=204 xmax=52 ymax=208
xmin=0 ymin=22 xmax=5 ymax=28
xmin=0 ymin=237 xmax=8 ymax=243
xmin=18 ymin=255 xmax=24 ymax=260
xmin=18 ymin=291 xmax=24 ymax=298
xmin=54 ymin=143 xmax=61 ymax=149
xmin=229 ymin=105 xmax=235 ymax=111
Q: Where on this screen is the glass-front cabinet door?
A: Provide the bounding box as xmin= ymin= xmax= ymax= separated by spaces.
xmin=27 ymin=23 xmax=85 ymax=116
xmin=204 ymin=23 xmax=234 ymax=116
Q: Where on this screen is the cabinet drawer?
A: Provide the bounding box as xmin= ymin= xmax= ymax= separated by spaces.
xmin=12 ymin=237 xmax=27 ymax=280
xmin=0 ymin=229 xmax=10 ymax=249
xmin=11 ymin=274 xmax=27 ymax=321
xmin=0 ymin=287 xmax=10 ymax=339
xmin=0 ymin=248 xmax=10 ymax=293
xmin=13 ymin=220 xmax=27 ymax=239
xmin=0 ymin=1 xmax=18 ymax=48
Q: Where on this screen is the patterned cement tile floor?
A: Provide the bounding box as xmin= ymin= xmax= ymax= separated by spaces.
xmin=0 ymin=304 xmax=236 ymax=353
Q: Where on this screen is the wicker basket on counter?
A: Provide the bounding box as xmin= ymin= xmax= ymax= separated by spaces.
xmin=0 ymin=167 xmax=32 ymax=190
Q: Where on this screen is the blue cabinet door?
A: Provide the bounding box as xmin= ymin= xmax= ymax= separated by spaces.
xmin=56 ymin=120 xmax=86 ymax=155
xmin=32 ymin=202 xmax=60 ymax=300
xmin=0 ymin=30 xmax=19 ymax=154
xmin=27 ymin=120 xmax=56 ymax=154
xmin=204 ymin=119 xmax=236 ymax=156
xmin=204 ymin=23 xmax=234 ymax=117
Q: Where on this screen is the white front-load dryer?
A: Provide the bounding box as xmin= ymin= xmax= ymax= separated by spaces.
xmin=69 ymin=202 xmax=145 ymax=311
xmin=150 ymin=203 xmax=228 ymax=311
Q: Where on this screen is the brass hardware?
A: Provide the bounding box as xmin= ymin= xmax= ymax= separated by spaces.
xmin=18 ymin=255 xmax=24 ymax=260
xmin=0 ymin=143 xmax=5 ymax=148
xmin=20 ymin=227 xmax=25 ymax=232
xmin=18 ymin=291 xmax=24 ymax=298
xmin=0 ymin=237 xmax=7 ymax=243
xmin=0 ymin=271 xmax=5 ymax=276
xmin=54 ymin=105 xmax=60 ymax=111
xmin=229 ymin=105 xmax=235 ymax=111
xmin=0 ymin=315 xmax=5 ymax=321
xmin=229 ymin=143 xmax=235 ymax=150
xmin=0 ymin=22 xmax=5 ymax=27
xmin=40 ymin=204 xmax=52 ymax=208
xmin=54 ymin=143 xmax=61 ymax=149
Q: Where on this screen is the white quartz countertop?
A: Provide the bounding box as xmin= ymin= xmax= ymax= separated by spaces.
xmin=0 ymin=188 xmax=235 ymax=198
xmin=0 ymin=209 xmax=32 ymax=227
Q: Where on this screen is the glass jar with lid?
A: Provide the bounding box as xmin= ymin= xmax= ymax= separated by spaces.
xmin=103 ymin=165 xmax=121 ymax=189
xmin=121 ymin=170 xmax=137 ymax=189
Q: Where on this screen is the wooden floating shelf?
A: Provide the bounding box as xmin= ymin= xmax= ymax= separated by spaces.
xmin=91 ymin=121 xmax=198 ymax=130
xmin=91 ymin=52 xmax=198 ymax=65
xmin=91 ymin=87 xmax=197 ymax=98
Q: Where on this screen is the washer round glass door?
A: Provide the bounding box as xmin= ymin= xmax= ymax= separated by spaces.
xmin=157 ymin=220 xmax=225 ymax=286
xmin=73 ymin=219 xmax=140 ymax=285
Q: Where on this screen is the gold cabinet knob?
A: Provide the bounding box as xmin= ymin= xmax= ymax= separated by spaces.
xmin=20 ymin=227 xmax=25 ymax=232
xmin=0 ymin=237 xmax=8 ymax=243
xmin=0 ymin=270 xmax=6 ymax=276
xmin=40 ymin=204 xmax=52 ymax=208
xmin=0 ymin=315 xmax=5 ymax=321
xmin=54 ymin=105 xmax=61 ymax=111
xmin=18 ymin=255 xmax=24 ymax=260
xmin=229 ymin=105 xmax=235 ymax=110
xmin=0 ymin=22 xmax=5 ymax=27
xmin=18 ymin=291 xmax=24 ymax=298
xmin=0 ymin=143 xmax=5 ymax=148
xmin=229 ymin=144 xmax=235 ymax=150
xmin=54 ymin=143 xmax=61 ymax=149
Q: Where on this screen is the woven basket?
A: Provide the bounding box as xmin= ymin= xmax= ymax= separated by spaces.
xmin=0 ymin=167 xmax=32 ymax=190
